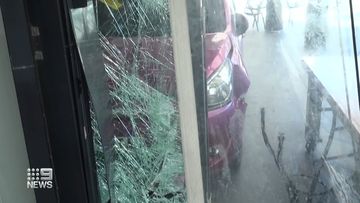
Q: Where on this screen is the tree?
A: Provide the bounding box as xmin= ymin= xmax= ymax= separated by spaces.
xmin=304 ymin=0 xmax=328 ymax=51
xmin=265 ymin=0 xmax=283 ymax=32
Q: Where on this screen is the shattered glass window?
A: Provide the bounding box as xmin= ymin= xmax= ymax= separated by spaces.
xmin=70 ymin=0 xmax=186 ymax=202
xmin=98 ymin=0 xmax=171 ymax=37
xmin=69 ymin=0 xmax=360 ymax=202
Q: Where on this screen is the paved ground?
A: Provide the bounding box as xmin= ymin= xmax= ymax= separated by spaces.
xmin=229 ymin=28 xmax=310 ymax=203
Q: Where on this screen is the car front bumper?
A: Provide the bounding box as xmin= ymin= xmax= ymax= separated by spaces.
xmin=207 ymin=97 xmax=247 ymax=175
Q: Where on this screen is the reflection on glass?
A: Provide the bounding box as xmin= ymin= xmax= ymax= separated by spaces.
xmin=205 ymin=0 xmax=360 ymax=202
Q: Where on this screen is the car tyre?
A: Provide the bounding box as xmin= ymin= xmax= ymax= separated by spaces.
xmin=229 ymin=144 xmax=242 ymax=176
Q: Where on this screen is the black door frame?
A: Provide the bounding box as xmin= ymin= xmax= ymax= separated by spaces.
xmin=0 ymin=0 xmax=100 ymax=202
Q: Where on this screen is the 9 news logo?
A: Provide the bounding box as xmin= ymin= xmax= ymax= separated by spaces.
xmin=27 ymin=168 xmax=53 ymax=189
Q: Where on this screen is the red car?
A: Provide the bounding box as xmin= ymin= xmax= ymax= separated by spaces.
xmin=100 ymin=0 xmax=250 ymax=177
xmin=205 ymin=0 xmax=250 ymax=176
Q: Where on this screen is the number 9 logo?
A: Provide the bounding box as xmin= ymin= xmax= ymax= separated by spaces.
xmin=40 ymin=168 xmax=53 ymax=181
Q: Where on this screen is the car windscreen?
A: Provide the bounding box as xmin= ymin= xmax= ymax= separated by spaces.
xmin=205 ymin=0 xmax=227 ymax=33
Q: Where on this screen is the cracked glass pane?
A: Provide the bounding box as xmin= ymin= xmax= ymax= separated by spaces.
xmin=70 ymin=0 xmax=186 ymax=202
xmin=69 ymin=0 xmax=360 ymax=202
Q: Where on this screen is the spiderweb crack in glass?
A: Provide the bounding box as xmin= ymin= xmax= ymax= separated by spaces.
xmin=91 ymin=0 xmax=186 ymax=202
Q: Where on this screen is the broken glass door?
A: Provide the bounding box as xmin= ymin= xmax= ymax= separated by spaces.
xmin=68 ymin=0 xmax=201 ymax=202
xmin=67 ymin=0 xmax=360 ymax=202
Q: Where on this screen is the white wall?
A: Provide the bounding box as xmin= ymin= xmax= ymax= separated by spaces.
xmin=0 ymin=9 xmax=36 ymax=203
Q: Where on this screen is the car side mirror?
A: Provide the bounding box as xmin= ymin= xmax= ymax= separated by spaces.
xmin=235 ymin=14 xmax=249 ymax=36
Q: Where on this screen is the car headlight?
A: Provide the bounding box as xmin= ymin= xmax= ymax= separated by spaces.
xmin=207 ymin=59 xmax=233 ymax=109
xmin=208 ymin=144 xmax=226 ymax=157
